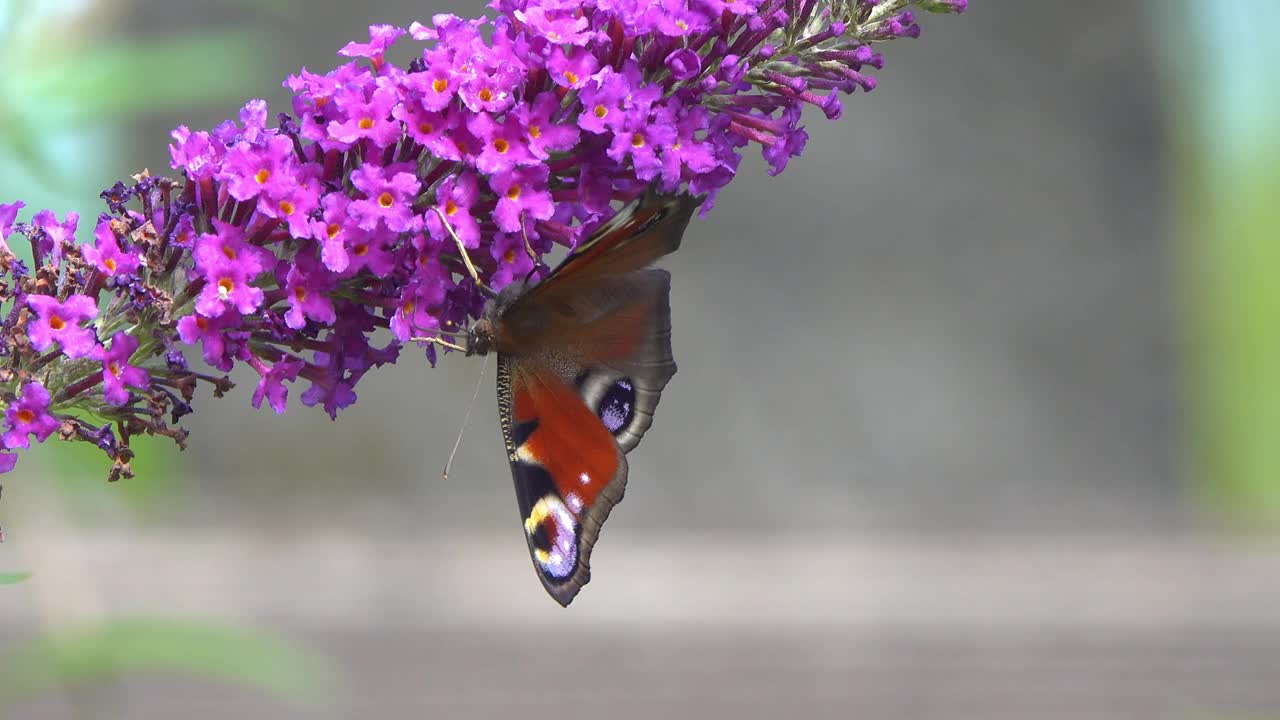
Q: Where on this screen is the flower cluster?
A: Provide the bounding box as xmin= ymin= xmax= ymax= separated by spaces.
xmin=0 ymin=0 xmax=963 ymax=479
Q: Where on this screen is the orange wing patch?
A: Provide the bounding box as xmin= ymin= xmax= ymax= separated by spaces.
xmin=512 ymin=364 xmax=620 ymax=511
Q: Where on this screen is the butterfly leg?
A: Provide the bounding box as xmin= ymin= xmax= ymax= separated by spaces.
xmin=410 ymin=335 xmax=468 ymax=353
xmin=431 ymin=207 xmax=494 ymax=297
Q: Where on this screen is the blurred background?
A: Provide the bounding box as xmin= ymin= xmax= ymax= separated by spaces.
xmin=2 ymin=0 xmax=1280 ymax=717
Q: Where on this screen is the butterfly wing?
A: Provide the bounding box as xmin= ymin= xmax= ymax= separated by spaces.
xmin=498 ymin=356 xmax=628 ymax=606
xmin=497 ymin=192 xmax=701 ymax=344
xmin=495 ymin=193 xmax=699 ymax=605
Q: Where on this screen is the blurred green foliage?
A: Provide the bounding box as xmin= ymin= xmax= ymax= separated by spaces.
xmin=1 ymin=0 xmax=335 ymax=711
xmin=1159 ymin=1 xmax=1280 ymax=526
xmin=0 ymin=0 xmax=287 ymax=495
xmin=0 ymin=617 xmax=339 ymax=712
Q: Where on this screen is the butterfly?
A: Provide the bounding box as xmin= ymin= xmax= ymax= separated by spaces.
xmin=427 ymin=192 xmax=701 ymax=606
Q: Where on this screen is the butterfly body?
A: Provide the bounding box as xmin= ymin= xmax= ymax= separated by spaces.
xmin=461 ymin=193 xmax=700 ymax=606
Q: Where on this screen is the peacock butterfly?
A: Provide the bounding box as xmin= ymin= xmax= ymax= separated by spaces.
xmin=425 ymin=191 xmax=701 ymax=606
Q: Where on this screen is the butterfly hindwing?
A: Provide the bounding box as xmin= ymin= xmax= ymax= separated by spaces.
xmin=569 ymin=268 xmax=675 ymax=453
xmin=498 ymin=356 xmax=628 ymax=606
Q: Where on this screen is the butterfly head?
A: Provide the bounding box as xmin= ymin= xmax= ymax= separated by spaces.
xmin=464 ymin=279 xmax=530 ymax=357
xmin=465 ymin=318 xmax=495 ymax=357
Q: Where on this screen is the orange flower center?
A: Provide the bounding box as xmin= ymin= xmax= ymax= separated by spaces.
xmin=16 ymin=409 xmax=34 ymax=424
xmin=218 ymin=278 xmax=235 ymax=298
xmin=108 ymin=361 xmax=122 ymax=378
xmin=104 ymin=258 xmax=118 ymax=272
xmin=493 ymin=138 xmax=510 ymax=154
xmin=403 ymin=300 xmax=415 ymax=314
xmin=326 ymin=223 xmax=341 ymax=240
xmin=478 ymin=88 xmax=494 ymax=103
xmin=222 ymin=244 xmax=237 ymax=260
xmin=529 ymin=125 xmax=542 ymax=139
xmin=631 ymin=133 xmax=645 ymax=148
xmin=503 ymin=248 xmax=516 ymax=264
xmin=295 ymin=286 xmax=307 ymax=301
xmin=255 ymin=169 xmax=271 ymax=184
xmin=418 ymin=121 xmax=434 ymax=134
xmin=48 ymin=314 xmax=66 ymax=331
xmin=506 ymin=185 xmax=522 ymax=201
xmin=432 ymin=78 xmax=448 ymax=93
xmin=378 ymin=192 xmax=395 ymax=209
xmin=593 ymin=104 xmax=608 ymax=119
xmin=279 ymin=200 xmax=296 ymax=216
xmin=445 ymin=200 xmax=459 ymax=216
xmin=358 ymin=117 xmax=375 ymax=130
xmin=564 ymin=71 xmax=579 ymax=85
xmin=353 ymin=243 xmax=369 ymax=257
xmin=196 ymin=316 xmax=209 ymax=331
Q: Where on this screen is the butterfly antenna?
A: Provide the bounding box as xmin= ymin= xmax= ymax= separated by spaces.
xmin=432 ymin=207 xmax=495 ymax=298
xmin=442 ymin=353 xmax=489 ymax=481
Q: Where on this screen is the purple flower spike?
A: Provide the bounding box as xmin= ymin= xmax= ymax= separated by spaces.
xmin=192 ymin=220 xmax=274 ymax=318
xmin=282 ymin=256 xmax=338 ymax=330
xmin=426 ymin=172 xmax=483 ymax=249
xmin=329 ymin=82 xmax=404 ymax=148
xmin=250 ymin=356 xmax=305 ymax=414
xmin=517 ymin=93 xmax=580 ymax=161
xmin=223 ymin=134 xmax=298 ymax=204
xmin=0 ymin=200 xmax=24 ymax=252
xmin=3 ymin=382 xmax=60 ymax=450
xmin=578 ymin=69 xmax=632 ymax=135
xmin=390 ymin=276 xmax=449 ymax=342
xmin=339 ymin=24 xmax=407 ymax=67
xmin=490 ymin=233 xmax=535 ymax=290
xmin=260 ymin=176 xmax=321 ymax=238
xmin=83 ymin=218 xmax=142 ymax=277
xmin=665 ymin=49 xmax=703 ymax=81
xmin=26 ymin=294 xmax=100 ymax=359
xmin=177 ymin=310 xmax=244 ymax=371
xmin=32 ymin=209 xmax=79 ymax=265
xmin=547 ymin=46 xmax=599 ymax=89
xmin=515 ymin=6 xmax=593 ymax=45
xmin=491 ymin=165 xmax=554 ymax=233
xmin=468 ymin=112 xmax=537 ymax=175
xmin=349 ymin=162 xmax=422 ymax=232
xmin=93 ymin=332 xmax=150 ymax=405
xmin=609 ymin=108 xmax=677 ymax=181
xmin=0 ymin=1 xmax=964 ymax=477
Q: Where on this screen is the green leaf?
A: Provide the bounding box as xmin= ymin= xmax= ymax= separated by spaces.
xmin=0 ymin=618 xmax=339 ymax=709
xmin=0 ymin=572 xmax=32 ymax=585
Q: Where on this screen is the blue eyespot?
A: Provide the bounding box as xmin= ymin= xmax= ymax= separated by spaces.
xmin=598 ymin=378 xmax=634 ymax=435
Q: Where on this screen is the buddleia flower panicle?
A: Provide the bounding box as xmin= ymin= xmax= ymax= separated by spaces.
xmin=0 ymin=0 xmax=964 ymax=480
